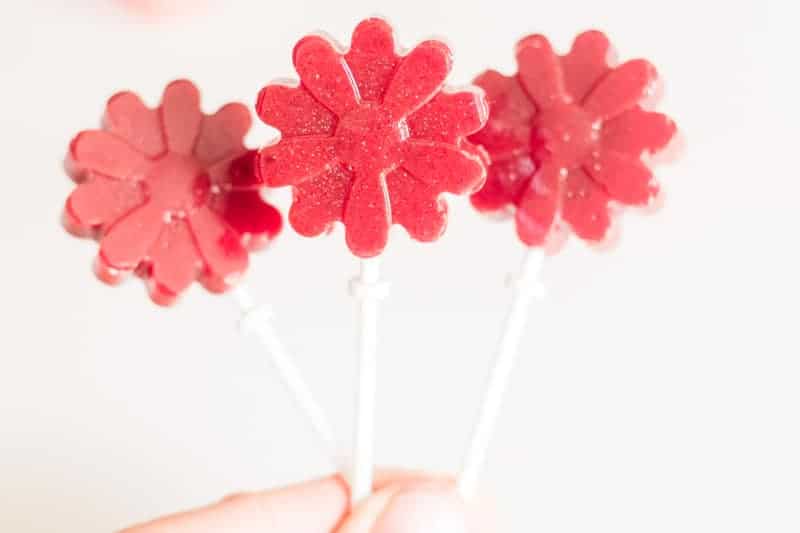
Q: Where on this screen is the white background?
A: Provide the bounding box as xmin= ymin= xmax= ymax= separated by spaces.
xmin=0 ymin=1 xmax=795 ymax=532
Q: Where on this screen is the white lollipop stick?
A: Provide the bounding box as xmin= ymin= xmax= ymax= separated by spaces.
xmin=232 ymin=285 xmax=341 ymax=469
xmin=349 ymin=257 xmax=388 ymax=506
xmin=458 ymin=248 xmax=546 ymax=500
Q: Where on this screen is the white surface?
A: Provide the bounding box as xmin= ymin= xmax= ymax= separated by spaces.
xmin=0 ymin=1 xmax=796 ymax=532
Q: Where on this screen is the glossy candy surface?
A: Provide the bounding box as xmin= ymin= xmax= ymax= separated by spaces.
xmin=470 ymin=31 xmax=677 ymax=247
xmin=64 ymin=80 xmax=282 ymax=305
xmin=257 ymin=18 xmax=489 ymax=258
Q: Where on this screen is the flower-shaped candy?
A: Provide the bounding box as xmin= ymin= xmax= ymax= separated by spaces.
xmin=470 ymin=31 xmax=677 ymax=246
xmin=64 ymin=80 xmax=282 ymax=305
xmin=256 ymin=18 xmax=489 ymax=258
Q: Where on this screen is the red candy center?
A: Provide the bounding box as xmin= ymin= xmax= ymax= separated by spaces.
xmin=144 ymin=153 xmax=211 ymax=214
xmin=335 ymin=103 xmax=408 ymax=172
xmin=531 ymin=103 xmax=600 ymax=166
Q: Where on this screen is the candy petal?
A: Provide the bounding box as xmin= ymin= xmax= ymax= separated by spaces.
xmin=64 ymin=175 xmax=145 ymax=236
xmin=147 ymin=220 xmax=200 ymax=305
xmin=346 ymin=18 xmax=399 ymax=102
xmin=208 ymin=150 xmax=261 ymax=190
xmin=469 ymin=70 xmax=535 ymax=158
xmin=103 ymin=91 xmax=165 ymax=157
xmin=256 ymin=84 xmax=336 ymax=137
xmin=293 ymin=36 xmax=360 ymax=116
xmin=98 ymin=200 xmax=164 ymax=271
xmin=460 ymin=140 xmax=491 ymax=167
xmin=473 ymin=69 xmax=515 ymax=103
xmin=211 ymin=189 xmax=283 ymax=251
xmin=188 ymin=206 xmax=248 ymax=292
xmin=258 ymin=136 xmax=338 ymax=187
xmin=561 ymin=167 xmax=611 ymax=241
xmin=561 ymin=30 xmax=612 ymax=103
xmin=583 ymin=59 xmax=658 ymax=120
xmin=386 ymin=168 xmax=447 ymax=242
xmin=288 ymin=165 xmax=352 ymax=237
xmin=67 ymin=131 xmax=152 ymax=181
xmin=470 ymin=153 xmax=537 ymax=213
xmin=585 ymin=150 xmax=658 ymax=205
xmin=194 ymin=103 xmax=250 ymax=166
xmin=515 ymin=35 xmax=567 ymax=109
xmin=402 ymin=140 xmax=486 ymax=194
xmin=383 ymin=40 xmax=452 ymax=118
xmin=343 ymin=170 xmax=390 ymax=257
xmin=160 ymin=80 xmax=203 ymax=155
xmin=514 ymin=162 xmax=560 ymax=246
xmin=408 ymin=90 xmax=489 ymax=143
xmin=601 ymin=107 xmax=677 ymax=156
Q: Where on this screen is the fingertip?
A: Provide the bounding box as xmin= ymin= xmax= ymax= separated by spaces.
xmin=356 ymin=485 xmax=467 ymax=533
xmin=119 ymin=475 xmax=350 ymax=533
xmin=373 ymin=468 xmax=453 ymax=491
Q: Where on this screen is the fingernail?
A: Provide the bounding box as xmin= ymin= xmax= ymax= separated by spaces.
xmin=372 ymin=486 xmax=467 ymax=533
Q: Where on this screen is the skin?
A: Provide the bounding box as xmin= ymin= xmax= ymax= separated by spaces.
xmin=119 ymin=470 xmax=495 ymax=533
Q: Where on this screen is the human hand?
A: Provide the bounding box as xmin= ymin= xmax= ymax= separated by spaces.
xmin=120 ymin=470 xmax=494 ymax=533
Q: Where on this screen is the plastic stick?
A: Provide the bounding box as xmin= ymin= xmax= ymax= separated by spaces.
xmin=458 ymin=248 xmax=546 ymax=500
xmin=232 ymin=285 xmax=340 ymax=469
xmin=349 ymin=257 xmax=387 ymax=506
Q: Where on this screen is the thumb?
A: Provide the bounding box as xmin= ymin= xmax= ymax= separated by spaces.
xmin=337 ymin=482 xmax=468 ymax=533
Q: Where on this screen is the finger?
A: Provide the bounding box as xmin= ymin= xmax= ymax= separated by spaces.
xmin=120 ymin=475 xmax=349 ymax=533
xmin=336 ymin=485 xmax=407 ymax=533
xmin=338 ymin=480 xmax=468 ymax=533
xmin=119 ymin=471 xmax=491 ymax=533
xmin=373 ymin=477 xmax=498 ymax=533
xmin=373 ymin=468 xmax=451 ymax=490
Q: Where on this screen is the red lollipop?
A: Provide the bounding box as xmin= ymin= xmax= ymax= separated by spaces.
xmin=255 ymin=17 xmax=489 ymax=505
xmin=64 ymin=80 xmax=282 ymax=305
xmin=63 ymin=80 xmax=338 ymax=465
xmin=470 ymin=31 xmax=677 ymax=248
xmin=458 ymin=32 xmax=679 ymax=500
xmin=256 ymin=17 xmax=488 ymax=257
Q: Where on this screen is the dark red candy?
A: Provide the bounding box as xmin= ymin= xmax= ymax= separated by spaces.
xmin=469 ymin=31 xmax=677 ymax=247
xmin=64 ymin=80 xmax=282 ymax=305
xmin=256 ymin=18 xmax=489 ymax=258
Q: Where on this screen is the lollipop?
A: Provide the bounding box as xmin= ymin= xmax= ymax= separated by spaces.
xmin=458 ymin=31 xmax=678 ymax=499
xmin=64 ymin=80 xmax=281 ymax=304
xmin=63 ymin=80 xmax=337 ymax=463
xmin=469 ymin=31 xmax=676 ymax=247
xmin=256 ymin=17 xmax=489 ymax=503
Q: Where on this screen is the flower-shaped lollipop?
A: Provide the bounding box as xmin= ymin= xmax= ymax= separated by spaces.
xmin=470 ymin=31 xmax=677 ymax=246
xmin=64 ymin=80 xmax=282 ymax=305
xmin=256 ymin=17 xmax=489 ymax=257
